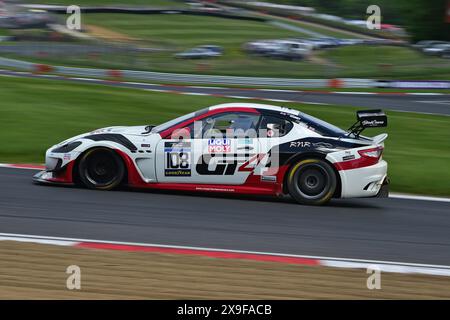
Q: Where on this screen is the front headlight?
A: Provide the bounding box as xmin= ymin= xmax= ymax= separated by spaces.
xmin=51 ymin=141 xmax=82 ymax=153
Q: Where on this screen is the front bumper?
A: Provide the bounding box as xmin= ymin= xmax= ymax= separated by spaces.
xmin=32 ymin=161 xmax=75 ymax=186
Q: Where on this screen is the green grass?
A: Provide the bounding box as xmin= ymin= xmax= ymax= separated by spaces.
xmin=82 ymin=13 xmax=306 ymax=48
xmin=0 ymin=29 xmax=10 ymax=37
xmin=268 ymin=15 xmax=362 ymax=39
xmin=322 ymin=45 xmax=450 ymax=79
xmin=1 ymin=75 xmax=449 ymax=196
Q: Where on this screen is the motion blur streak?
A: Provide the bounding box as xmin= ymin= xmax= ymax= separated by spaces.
xmin=0 ymin=167 xmax=449 ymax=265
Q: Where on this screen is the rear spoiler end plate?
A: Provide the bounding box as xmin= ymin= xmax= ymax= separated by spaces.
xmin=348 ymin=109 xmax=387 ymax=137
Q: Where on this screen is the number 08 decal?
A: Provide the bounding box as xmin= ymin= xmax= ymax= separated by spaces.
xmin=164 ymin=141 xmax=191 ymax=177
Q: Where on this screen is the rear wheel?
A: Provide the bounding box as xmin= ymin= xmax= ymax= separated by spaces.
xmin=78 ymin=148 xmax=125 ymax=190
xmin=287 ymin=159 xmax=337 ymax=205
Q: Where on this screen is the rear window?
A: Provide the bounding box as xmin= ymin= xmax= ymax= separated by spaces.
xmin=298 ymin=112 xmax=347 ymax=137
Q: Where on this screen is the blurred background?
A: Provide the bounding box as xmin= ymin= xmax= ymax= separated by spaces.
xmin=1 ymin=0 xmax=450 ymax=300
xmin=0 ymin=0 xmax=449 ymax=78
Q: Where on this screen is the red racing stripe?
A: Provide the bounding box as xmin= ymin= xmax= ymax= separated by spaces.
xmin=75 ymin=242 xmax=320 ymax=266
xmin=334 ymin=157 xmax=379 ymax=171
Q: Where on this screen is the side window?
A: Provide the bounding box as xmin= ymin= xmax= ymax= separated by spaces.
xmin=259 ymin=115 xmax=293 ymax=137
xmin=196 ymin=112 xmax=260 ymax=138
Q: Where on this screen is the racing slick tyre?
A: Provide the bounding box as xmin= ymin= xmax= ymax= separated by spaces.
xmin=287 ymin=158 xmax=337 ymax=205
xmin=78 ymin=148 xmax=125 ymax=190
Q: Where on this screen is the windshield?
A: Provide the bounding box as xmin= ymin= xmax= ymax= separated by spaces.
xmin=298 ymin=112 xmax=347 ymax=137
xmin=152 ymin=108 xmax=209 ymax=133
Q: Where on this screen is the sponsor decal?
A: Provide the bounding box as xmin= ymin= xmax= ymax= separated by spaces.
xmin=63 ymin=153 xmax=71 ymax=161
xmin=362 ymin=119 xmax=385 ymax=127
xmin=312 ymin=142 xmax=334 ymax=149
xmin=261 ymin=175 xmax=277 ymax=182
xmin=207 ymin=138 xmax=231 ymax=153
xmin=290 ymin=141 xmax=311 ymax=148
xmin=195 ymin=187 xmax=235 ymax=192
xmin=141 ymin=143 xmax=151 ymax=148
xmin=342 ymin=154 xmax=355 ymax=161
xmin=164 ymin=141 xmax=191 ymax=177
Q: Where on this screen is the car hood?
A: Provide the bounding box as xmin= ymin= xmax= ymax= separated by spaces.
xmin=51 ymin=126 xmax=152 ymax=150
xmin=88 ymin=125 xmax=150 ymax=136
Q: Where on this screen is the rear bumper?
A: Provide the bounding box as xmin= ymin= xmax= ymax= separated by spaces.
xmin=375 ymin=176 xmax=389 ymax=198
xmin=338 ymin=159 xmax=388 ymax=198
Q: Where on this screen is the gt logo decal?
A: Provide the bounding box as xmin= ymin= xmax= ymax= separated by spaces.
xmin=196 ymin=153 xmax=265 ymax=175
xmin=196 ymin=155 xmax=237 ymax=175
xmin=238 ymin=154 xmax=265 ymax=172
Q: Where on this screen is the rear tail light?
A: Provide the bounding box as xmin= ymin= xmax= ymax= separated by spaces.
xmin=358 ymin=146 xmax=383 ymax=159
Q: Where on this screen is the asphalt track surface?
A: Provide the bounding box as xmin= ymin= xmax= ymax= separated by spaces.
xmin=1 ymin=69 xmax=450 ymax=116
xmin=1 ymin=167 xmax=449 ymax=265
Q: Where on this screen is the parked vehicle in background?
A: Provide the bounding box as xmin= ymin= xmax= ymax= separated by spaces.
xmin=286 ymin=38 xmax=314 ymax=51
xmin=422 ymin=43 xmax=450 ymax=56
xmin=413 ymin=40 xmax=447 ymax=50
xmin=197 ymin=45 xmax=224 ymax=54
xmin=344 ymin=19 xmax=367 ymax=28
xmin=243 ymin=36 xmax=401 ymax=59
xmin=442 ymin=47 xmax=450 ymax=59
xmin=307 ymin=37 xmax=340 ymax=49
xmin=267 ymin=40 xmax=312 ymax=60
xmin=244 ymin=39 xmax=312 ymax=60
xmin=313 ymin=13 xmax=345 ymax=23
xmin=243 ymin=39 xmax=282 ymax=55
xmin=413 ymin=40 xmax=450 ymax=56
xmin=174 ymin=47 xmax=222 ymax=59
xmin=335 ymin=39 xmax=361 ymax=46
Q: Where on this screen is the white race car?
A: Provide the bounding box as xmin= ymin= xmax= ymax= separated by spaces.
xmin=33 ymin=103 xmax=389 ymax=205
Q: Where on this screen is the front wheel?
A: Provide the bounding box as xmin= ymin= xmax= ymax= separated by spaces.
xmin=287 ymin=159 xmax=337 ymax=205
xmin=78 ymin=148 xmax=125 ymax=190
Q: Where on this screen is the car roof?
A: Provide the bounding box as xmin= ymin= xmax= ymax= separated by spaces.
xmin=209 ymin=103 xmax=301 ymax=116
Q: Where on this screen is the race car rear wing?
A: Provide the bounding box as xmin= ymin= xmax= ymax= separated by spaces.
xmin=347 ymin=109 xmax=387 ymax=137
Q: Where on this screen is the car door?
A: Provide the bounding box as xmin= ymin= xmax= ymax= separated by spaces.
xmin=256 ymin=113 xmax=295 ymax=177
xmin=155 ymin=111 xmax=261 ymax=185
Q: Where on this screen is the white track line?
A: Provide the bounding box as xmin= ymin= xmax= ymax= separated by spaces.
xmin=409 ymin=93 xmax=444 ymax=96
xmin=188 ymin=86 xmax=227 ymax=90
xmin=0 ymin=232 xmax=449 ymax=276
xmin=179 ymin=92 xmax=210 ymax=96
xmin=70 ymin=77 xmax=100 ymax=82
xmin=123 ymin=81 xmax=157 ymax=86
xmin=334 ymin=91 xmax=375 ymax=95
xmin=390 ymin=193 xmax=450 ymax=203
xmin=0 ymin=163 xmax=44 ymax=170
xmin=256 ymin=89 xmax=299 ymax=93
xmin=226 ymin=95 xmax=253 ymax=99
xmin=263 ymin=98 xmax=295 ymax=103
